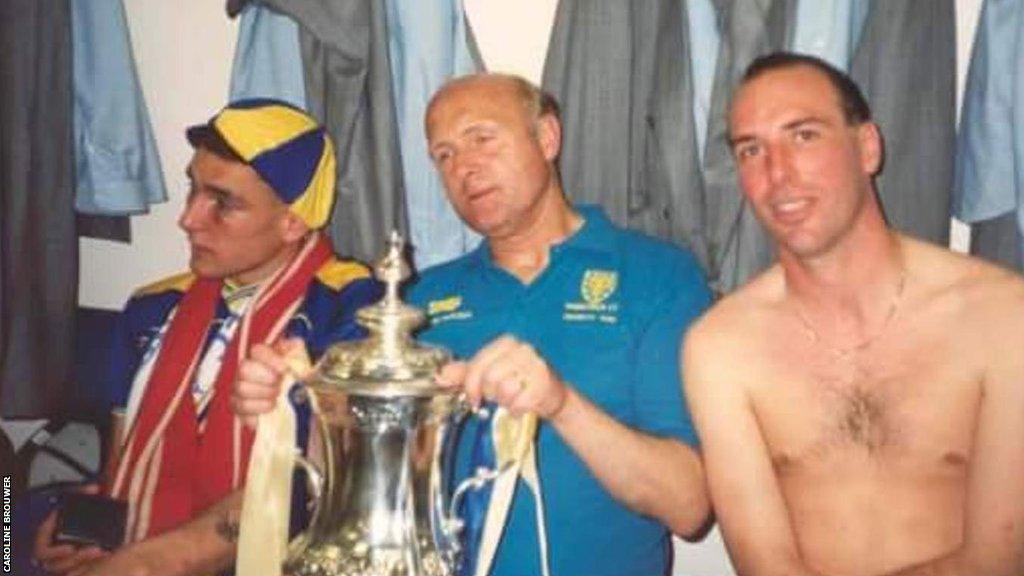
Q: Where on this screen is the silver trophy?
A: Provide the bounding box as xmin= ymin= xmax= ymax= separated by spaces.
xmin=283 ymin=232 xmax=494 ymax=576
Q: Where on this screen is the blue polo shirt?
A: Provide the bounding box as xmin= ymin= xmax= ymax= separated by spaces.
xmin=407 ymin=206 xmax=711 ymax=576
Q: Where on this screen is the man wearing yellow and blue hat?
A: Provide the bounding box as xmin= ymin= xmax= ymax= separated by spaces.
xmin=32 ymin=99 xmax=380 ymax=576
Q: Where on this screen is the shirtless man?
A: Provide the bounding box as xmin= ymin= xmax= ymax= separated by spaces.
xmin=684 ymin=52 xmax=1024 ymax=576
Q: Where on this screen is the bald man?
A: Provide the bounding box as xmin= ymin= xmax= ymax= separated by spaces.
xmin=235 ymin=74 xmax=713 ymax=576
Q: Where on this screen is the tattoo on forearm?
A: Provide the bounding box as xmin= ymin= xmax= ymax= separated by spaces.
xmin=215 ymin=512 xmax=241 ymax=543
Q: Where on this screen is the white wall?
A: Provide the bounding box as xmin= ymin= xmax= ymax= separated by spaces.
xmin=77 ymin=2 xmax=985 ymax=574
xmin=951 ymin=0 xmax=985 ymax=255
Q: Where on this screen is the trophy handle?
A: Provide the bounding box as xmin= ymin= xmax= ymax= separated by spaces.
xmin=436 ymin=401 xmax=508 ymax=546
xmin=443 ymin=461 xmax=513 ymax=536
xmin=293 ymin=452 xmax=325 ymax=515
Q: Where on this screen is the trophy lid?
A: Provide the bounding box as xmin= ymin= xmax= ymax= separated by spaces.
xmin=307 ymin=231 xmax=451 ymax=397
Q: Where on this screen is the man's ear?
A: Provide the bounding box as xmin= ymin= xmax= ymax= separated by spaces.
xmin=858 ymin=122 xmax=884 ymax=176
xmin=280 ymin=211 xmax=311 ymax=244
xmin=536 ymin=113 xmax=562 ymax=163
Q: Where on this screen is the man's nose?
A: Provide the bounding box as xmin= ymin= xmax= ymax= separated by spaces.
xmin=178 ymin=196 xmax=207 ymax=232
xmin=451 ymin=149 xmax=479 ymax=181
xmin=765 ymin=143 xmax=792 ymax=186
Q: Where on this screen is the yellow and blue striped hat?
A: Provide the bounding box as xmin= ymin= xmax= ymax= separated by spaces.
xmin=186 ymin=99 xmax=336 ymax=229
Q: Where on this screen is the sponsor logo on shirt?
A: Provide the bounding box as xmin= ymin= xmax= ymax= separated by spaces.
xmin=427 ymin=295 xmax=473 ymax=324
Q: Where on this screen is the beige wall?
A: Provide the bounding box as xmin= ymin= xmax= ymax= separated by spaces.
xmin=77 ymin=2 xmax=985 ymax=573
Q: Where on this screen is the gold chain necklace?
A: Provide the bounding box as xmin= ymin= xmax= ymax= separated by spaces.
xmin=794 ymin=270 xmax=907 ymax=359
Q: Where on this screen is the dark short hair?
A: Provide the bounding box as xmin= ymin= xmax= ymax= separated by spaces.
xmin=742 ymin=52 xmax=872 ymax=125
xmin=186 ymin=124 xmax=246 ymax=164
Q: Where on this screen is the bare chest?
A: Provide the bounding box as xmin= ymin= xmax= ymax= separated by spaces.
xmin=749 ymin=328 xmax=983 ymax=474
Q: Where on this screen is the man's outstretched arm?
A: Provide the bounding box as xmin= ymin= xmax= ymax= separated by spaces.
xmin=440 ymin=334 xmax=711 ymax=538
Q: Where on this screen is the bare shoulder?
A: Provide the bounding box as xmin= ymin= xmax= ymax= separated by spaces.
xmin=902 ymin=236 xmax=1024 ymax=340
xmin=685 ymin=265 xmax=784 ymax=381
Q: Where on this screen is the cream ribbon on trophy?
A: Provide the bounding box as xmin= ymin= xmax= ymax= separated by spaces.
xmin=236 ymin=347 xmax=312 ymax=576
xmin=474 ymin=408 xmax=550 ymax=576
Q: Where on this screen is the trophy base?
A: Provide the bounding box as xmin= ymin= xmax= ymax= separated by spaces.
xmin=283 ymin=538 xmax=454 ymax=576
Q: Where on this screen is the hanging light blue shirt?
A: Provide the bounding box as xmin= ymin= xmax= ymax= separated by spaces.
xmin=955 ymin=0 xmax=1024 ymax=267
xmin=385 ymin=0 xmax=481 ymax=271
xmin=71 ymin=0 xmax=166 ymax=215
xmin=790 ymin=0 xmax=870 ymax=71
xmin=687 ymin=0 xmax=722 ymax=163
xmin=229 ymin=3 xmax=307 ymax=109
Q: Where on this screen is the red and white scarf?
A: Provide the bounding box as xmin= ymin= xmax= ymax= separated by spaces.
xmin=109 ymin=234 xmax=332 ymax=542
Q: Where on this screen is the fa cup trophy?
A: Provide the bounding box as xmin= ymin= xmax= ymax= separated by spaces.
xmin=282 ymin=232 xmax=486 ymax=576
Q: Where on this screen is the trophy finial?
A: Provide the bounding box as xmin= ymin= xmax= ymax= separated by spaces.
xmin=375 ymin=230 xmax=410 ymax=306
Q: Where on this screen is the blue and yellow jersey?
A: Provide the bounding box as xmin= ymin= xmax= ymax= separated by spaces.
xmin=106 ymin=257 xmax=381 ymax=413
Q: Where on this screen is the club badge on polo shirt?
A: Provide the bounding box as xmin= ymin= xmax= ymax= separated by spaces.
xmin=426 ymin=295 xmax=473 ymax=324
xmin=563 ymin=269 xmax=619 ymax=324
